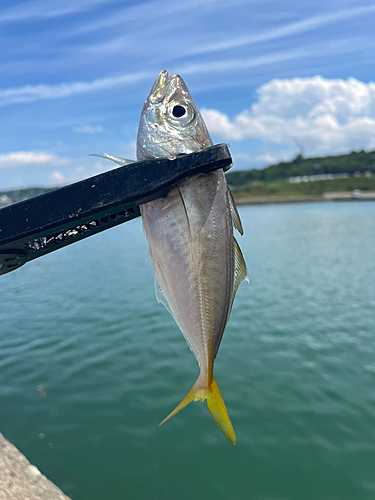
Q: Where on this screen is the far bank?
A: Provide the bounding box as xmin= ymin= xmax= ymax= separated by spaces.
xmin=233 ymin=191 xmax=375 ymax=206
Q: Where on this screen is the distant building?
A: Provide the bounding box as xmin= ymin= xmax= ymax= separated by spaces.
xmin=289 ymin=172 xmax=352 ymax=183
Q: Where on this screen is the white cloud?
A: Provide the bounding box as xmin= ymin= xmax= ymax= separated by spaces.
xmin=255 ymin=154 xmax=287 ymax=165
xmin=202 ymin=76 xmax=375 ymax=156
xmin=55 ymin=162 xmax=117 ymax=186
xmin=50 ymin=170 xmax=65 ymax=183
xmin=201 ymin=109 xmax=244 ymax=140
xmin=48 ymin=154 xmax=137 ymax=187
xmin=74 ymin=125 xmax=104 ymax=134
xmin=0 ymin=151 xmax=68 ymax=169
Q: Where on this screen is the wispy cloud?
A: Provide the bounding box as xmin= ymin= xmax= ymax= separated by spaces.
xmin=0 ymin=71 xmax=152 ymax=106
xmin=74 ymin=125 xmax=104 ymax=134
xmin=184 ymin=5 xmax=375 ymax=56
xmin=178 ymin=48 xmax=307 ymax=77
xmin=178 ymin=37 xmax=373 ymax=76
xmin=0 ymin=0 xmax=122 ymax=24
xmin=0 ymin=52 xmax=292 ymax=106
xmin=62 ymin=0 xmax=254 ymax=37
xmin=1 ymin=37 xmax=367 ymax=107
xmin=0 ymin=151 xmax=68 ymax=169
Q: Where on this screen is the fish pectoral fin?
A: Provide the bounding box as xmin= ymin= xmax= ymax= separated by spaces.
xmin=159 ymin=376 xmax=236 ymax=448
xmin=89 ymin=153 xmax=135 ymax=166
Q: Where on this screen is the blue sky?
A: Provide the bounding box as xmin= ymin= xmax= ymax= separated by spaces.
xmin=1 ymin=0 xmax=375 ymax=190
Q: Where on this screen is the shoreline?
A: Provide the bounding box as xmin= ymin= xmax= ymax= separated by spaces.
xmin=233 ymin=191 xmax=375 ymax=206
xmin=0 ymin=433 xmax=71 ymax=499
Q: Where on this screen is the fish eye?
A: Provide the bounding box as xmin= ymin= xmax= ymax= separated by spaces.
xmin=172 ymin=105 xmax=186 ymax=118
xmin=167 ymin=101 xmax=195 ymax=124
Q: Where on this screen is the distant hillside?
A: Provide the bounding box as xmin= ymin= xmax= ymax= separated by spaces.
xmin=0 ymin=187 xmax=54 ymax=207
xmin=226 ymin=149 xmax=375 ymax=196
xmin=2 ymin=148 xmax=375 ymax=207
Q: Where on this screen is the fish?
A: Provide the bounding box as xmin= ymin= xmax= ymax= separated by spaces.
xmin=92 ymin=70 xmax=247 ymax=446
xmin=137 ymin=71 xmax=247 ymax=447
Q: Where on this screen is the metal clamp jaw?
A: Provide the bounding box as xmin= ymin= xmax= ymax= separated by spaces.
xmin=0 ymin=144 xmax=232 ymax=276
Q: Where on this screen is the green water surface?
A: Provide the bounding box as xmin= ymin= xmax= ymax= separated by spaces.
xmin=1 ymin=201 xmax=375 ymax=499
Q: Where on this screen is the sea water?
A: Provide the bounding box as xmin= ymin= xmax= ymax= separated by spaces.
xmin=1 ymin=201 xmax=375 ymax=500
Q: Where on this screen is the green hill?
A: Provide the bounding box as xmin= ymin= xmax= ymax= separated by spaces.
xmin=2 ymin=149 xmax=375 ymax=206
xmin=226 ymin=149 xmax=375 ymax=196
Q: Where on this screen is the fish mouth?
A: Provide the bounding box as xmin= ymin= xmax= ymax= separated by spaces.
xmin=149 ymin=70 xmax=168 ymax=103
xmin=148 ymin=70 xmax=188 ymax=104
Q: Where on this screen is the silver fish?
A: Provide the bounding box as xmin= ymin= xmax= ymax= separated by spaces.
xmin=137 ymin=71 xmax=247 ymax=447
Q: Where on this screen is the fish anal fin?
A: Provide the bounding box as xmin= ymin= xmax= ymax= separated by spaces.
xmin=155 ymin=274 xmax=174 ymax=316
xmin=147 ymin=247 xmax=153 ymax=262
xmin=89 ymin=153 xmax=135 ymax=166
xmin=228 ymin=185 xmax=243 ymax=235
xmin=159 ymin=376 xmax=236 ymax=447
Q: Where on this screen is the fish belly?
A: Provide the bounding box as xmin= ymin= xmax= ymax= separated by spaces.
xmin=140 ymin=169 xmax=233 ymax=382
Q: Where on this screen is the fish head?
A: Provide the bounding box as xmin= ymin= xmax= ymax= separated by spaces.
xmin=137 ymin=70 xmax=213 ymax=160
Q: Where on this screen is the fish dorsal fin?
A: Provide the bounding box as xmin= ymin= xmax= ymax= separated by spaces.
xmin=154 ymin=274 xmax=195 ymax=355
xmin=89 ymin=153 xmax=135 ymax=166
xmin=230 ymin=237 xmax=248 ymax=313
xmin=228 ymin=186 xmax=243 ymax=235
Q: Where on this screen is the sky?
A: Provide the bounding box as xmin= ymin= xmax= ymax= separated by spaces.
xmin=1 ymin=0 xmax=375 ymax=190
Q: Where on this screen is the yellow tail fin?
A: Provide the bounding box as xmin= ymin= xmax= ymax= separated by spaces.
xmin=159 ymin=376 xmax=236 ymax=447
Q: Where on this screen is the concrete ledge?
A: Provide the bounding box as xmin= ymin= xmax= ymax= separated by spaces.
xmin=0 ymin=433 xmax=71 ymax=500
